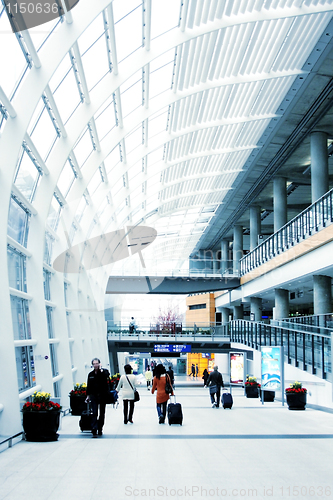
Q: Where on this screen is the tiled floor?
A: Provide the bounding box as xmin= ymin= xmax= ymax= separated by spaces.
xmin=1 ymin=384 xmax=333 ymax=500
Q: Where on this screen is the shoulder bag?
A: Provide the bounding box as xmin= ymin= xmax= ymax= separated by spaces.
xmin=126 ymin=376 xmax=140 ymax=402
xmin=165 ymin=374 xmax=173 ymax=394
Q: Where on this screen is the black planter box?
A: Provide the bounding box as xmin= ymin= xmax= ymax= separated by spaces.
xmin=260 ymin=389 xmax=275 ymax=402
xmin=70 ymin=394 xmax=87 ymax=415
xmin=286 ymin=392 xmax=307 ymax=410
xmin=245 ymin=385 xmax=259 ymax=398
xmin=23 ymin=411 xmax=60 ymax=441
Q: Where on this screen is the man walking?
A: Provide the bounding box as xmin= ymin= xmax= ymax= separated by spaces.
xmin=86 ymin=358 xmax=110 ymax=437
xmin=206 ymin=366 xmax=224 ymax=408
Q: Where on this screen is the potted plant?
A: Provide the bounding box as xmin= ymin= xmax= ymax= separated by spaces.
xmin=245 ymin=376 xmax=261 ymax=398
xmin=22 ymin=392 xmax=61 ymax=442
xmin=260 ymin=388 xmax=275 ymax=402
xmin=110 ymin=373 xmax=120 ymax=390
xmin=286 ymin=381 xmax=307 ymax=410
xmin=69 ymin=383 xmax=87 ymax=415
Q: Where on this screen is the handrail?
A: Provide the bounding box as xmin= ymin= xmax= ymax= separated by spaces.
xmin=230 ymin=319 xmax=331 ymax=380
xmin=0 ymin=432 xmax=24 ymax=449
xmin=241 ymin=188 xmax=333 ymax=276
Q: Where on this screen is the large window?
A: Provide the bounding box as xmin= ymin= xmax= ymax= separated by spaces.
xmin=10 ymin=296 xmax=31 ymax=340
xmin=44 ymin=232 xmax=55 ymax=265
xmin=46 ymin=306 xmax=59 ymax=378
xmin=7 ymin=197 xmax=30 ymax=246
xmin=7 ymin=247 xmax=27 ymax=292
xmin=43 ymin=269 xmax=51 ymax=300
xmin=15 ymin=345 xmax=35 ymax=392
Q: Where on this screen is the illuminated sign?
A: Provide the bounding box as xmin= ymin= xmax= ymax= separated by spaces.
xmin=261 ymin=347 xmax=282 ymax=390
xmin=154 ymin=345 xmax=191 ymax=353
xmin=230 ymin=352 xmax=244 ymax=384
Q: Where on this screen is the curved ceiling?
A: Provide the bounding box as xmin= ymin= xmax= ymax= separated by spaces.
xmin=1 ymin=0 xmax=333 ymax=275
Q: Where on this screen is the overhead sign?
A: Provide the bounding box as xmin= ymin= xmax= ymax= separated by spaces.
xmin=261 ymin=346 xmax=282 ymax=390
xmin=154 ymin=344 xmax=191 ymax=353
xmin=230 ymin=352 xmax=244 ymax=384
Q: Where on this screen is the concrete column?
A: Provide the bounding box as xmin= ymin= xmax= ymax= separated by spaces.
xmin=233 ymin=225 xmax=243 ymax=275
xmin=250 ymin=297 xmax=262 ymax=322
xmin=221 ymin=239 xmax=229 ymax=274
xmin=250 ymin=206 xmax=261 ymax=251
xmin=273 ymin=177 xmax=287 ymax=232
xmin=313 ymin=275 xmax=332 ymax=315
xmin=233 ymin=305 xmax=243 ymax=320
xmin=274 ymin=289 xmax=289 ymax=320
xmin=221 ymin=307 xmax=230 ymax=324
xmin=311 ymin=132 xmax=329 ymax=203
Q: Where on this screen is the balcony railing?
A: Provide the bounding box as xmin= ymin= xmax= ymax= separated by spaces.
xmin=240 ymin=188 xmax=333 ymax=276
xmin=230 ymin=320 xmax=331 ymax=379
xmin=107 ymin=323 xmax=230 ymax=341
xmin=279 ymin=313 xmax=333 ymax=330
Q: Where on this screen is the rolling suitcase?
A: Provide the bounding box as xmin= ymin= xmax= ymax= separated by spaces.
xmin=167 ymin=395 xmax=183 ymax=425
xmin=79 ymin=403 xmax=93 ymax=432
xmin=221 ymin=391 xmax=233 ymax=409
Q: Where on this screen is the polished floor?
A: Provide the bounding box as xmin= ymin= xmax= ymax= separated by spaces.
xmin=1 ymin=382 xmax=333 ymax=500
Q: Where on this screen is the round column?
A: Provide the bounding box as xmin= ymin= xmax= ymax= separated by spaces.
xmin=313 ymin=275 xmax=332 ymax=315
xmin=274 ymin=289 xmax=289 ymax=320
xmin=311 ymin=132 xmax=329 ymax=203
xmin=221 ymin=307 xmax=230 ymax=324
xmin=233 ymin=225 xmax=243 ymax=275
xmin=250 ymin=206 xmax=261 ymax=251
xmin=273 ymin=177 xmax=287 ymax=232
xmin=233 ymin=305 xmax=243 ymax=320
xmin=250 ymin=297 xmax=262 ymax=322
xmin=221 ymin=239 xmax=229 ymax=274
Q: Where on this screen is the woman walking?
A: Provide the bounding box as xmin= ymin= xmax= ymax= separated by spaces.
xmin=202 ymin=368 xmax=209 ymax=387
xmin=152 ymin=363 xmax=174 ymax=424
xmin=145 ymin=366 xmax=152 ymax=390
xmin=116 ymin=364 xmax=137 ymax=424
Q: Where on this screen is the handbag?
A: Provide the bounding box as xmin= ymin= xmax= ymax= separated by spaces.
xmin=209 ymin=384 xmax=217 ymax=394
xmin=165 ymin=374 xmax=173 ymax=394
xmin=126 ymin=376 xmax=140 ymax=402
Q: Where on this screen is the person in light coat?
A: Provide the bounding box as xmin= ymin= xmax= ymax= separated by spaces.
xmin=145 ymin=366 xmax=153 ymax=390
xmin=116 ymin=364 xmax=137 ymax=424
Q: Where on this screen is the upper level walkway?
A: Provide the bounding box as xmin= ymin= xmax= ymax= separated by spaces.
xmin=1 ymin=384 xmax=332 ymax=500
xmin=240 ymin=188 xmax=333 ymax=282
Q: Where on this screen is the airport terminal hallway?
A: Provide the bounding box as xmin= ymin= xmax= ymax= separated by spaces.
xmin=0 ymin=384 xmax=333 ymax=500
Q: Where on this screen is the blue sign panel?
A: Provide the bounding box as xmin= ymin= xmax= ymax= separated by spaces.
xmin=261 ymin=346 xmax=282 ymax=389
xmin=154 ymin=344 xmax=191 ymax=353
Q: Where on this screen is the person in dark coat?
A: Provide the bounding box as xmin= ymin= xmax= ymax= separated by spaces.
xmin=202 ymin=368 xmax=209 ymax=387
xmin=190 ymin=363 xmax=195 ymax=377
xmin=86 ymin=358 xmax=110 ymax=436
xmin=167 ymin=365 xmax=174 ymax=387
xmin=206 ymin=365 xmax=224 ymax=408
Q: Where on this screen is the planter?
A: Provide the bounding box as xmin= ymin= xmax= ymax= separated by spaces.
xmin=260 ymin=389 xmax=275 ymax=402
xmin=23 ymin=411 xmax=60 ymax=442
xmin=70 ymin=394 xmax=87 ymax=415
xmin=245 ymin=385 xmax=260 ymax=398
xmin=286 ymin=392 xmax=307 ymax=410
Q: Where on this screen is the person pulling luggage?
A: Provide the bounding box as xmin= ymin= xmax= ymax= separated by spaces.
xmin=206 ymin=366 xmax=224 ymax=408
xmin=85 ymin=358 xmax=110 ymax=437
xmin=152 ymin=363 xmax=174 ymax=424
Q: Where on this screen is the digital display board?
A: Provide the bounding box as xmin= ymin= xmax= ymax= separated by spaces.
xmin=261 ymin=346 xmax=282 ymax=390
xmin=230 ymin=352 xmax=244 ymax=384
xmin=154 ymin=344 xmax=191 ymax=353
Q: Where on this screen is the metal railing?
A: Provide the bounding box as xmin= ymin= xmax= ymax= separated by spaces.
xmin=230 ymin=320 xmax=331 ymax=379
xmin=107 ymin=323 xmax=230 ymax=341
xmin=240 ymin=188 xmax=333 ymax=276
xmin=280 ymin=314 xmax=333 ymax=330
